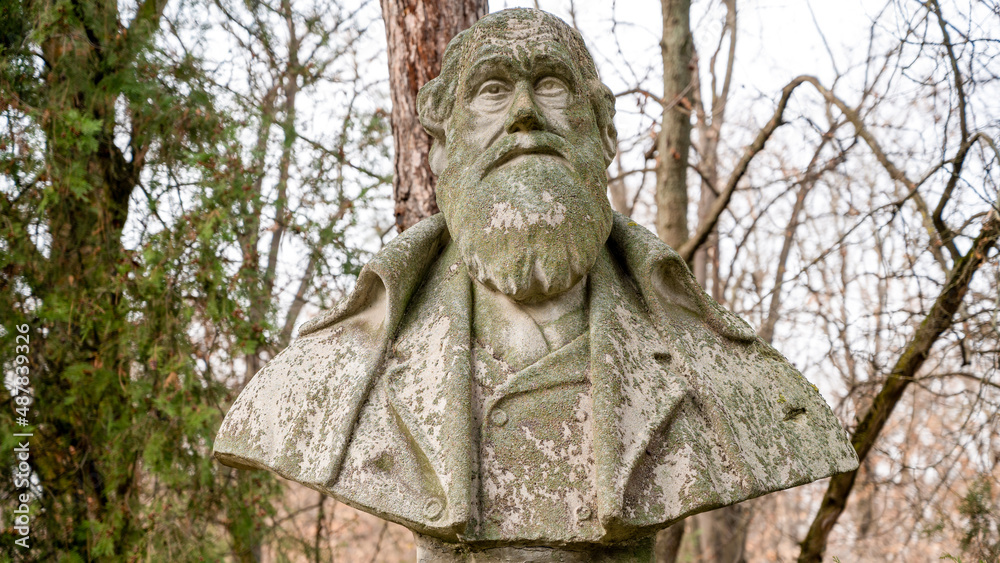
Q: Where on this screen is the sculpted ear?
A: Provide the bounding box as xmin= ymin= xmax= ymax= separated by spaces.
xmin=428 ymin=138 xmax=448 ymax=176
xmin=417 ymin=76 xmax=451 ymax=176
xmin=596 ymin=84 xmax=619 ymax=167
xmin=601 ymin=121 xmax=617 ymax=167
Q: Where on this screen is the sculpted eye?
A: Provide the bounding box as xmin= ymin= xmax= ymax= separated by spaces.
xmin=476 ymin=80 xmax=511 ymax=99
xmin=535 ymin=77 xmax=569 ymax=98
xmin=471 ymin=79 xmax=512 ymax=113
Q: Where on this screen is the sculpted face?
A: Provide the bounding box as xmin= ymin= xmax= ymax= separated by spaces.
xmin=432 ymin=11 xmax=614 ymax=302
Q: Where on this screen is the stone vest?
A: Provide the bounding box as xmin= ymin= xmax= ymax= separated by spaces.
xmin=471 ymin=332 xmax=597 ymax=543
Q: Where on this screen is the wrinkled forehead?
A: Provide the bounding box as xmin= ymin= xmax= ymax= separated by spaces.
xmin=459 ymin=11 xmax=587 ymax=79
xmin=467 ymin=10 xmax=576 ymax=47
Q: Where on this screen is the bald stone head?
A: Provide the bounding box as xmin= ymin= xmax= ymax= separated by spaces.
xmin=417 ymin=9 xmax=617 ymax=303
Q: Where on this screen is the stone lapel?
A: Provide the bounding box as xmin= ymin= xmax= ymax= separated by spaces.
xmin=587 ymin=245 xmax=692 ymax=542
xmin=214 ymin=212 xmax=859 ymax=544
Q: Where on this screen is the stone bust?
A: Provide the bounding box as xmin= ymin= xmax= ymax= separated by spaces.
xmin=214 ymin=8 xmax=858 ymax=561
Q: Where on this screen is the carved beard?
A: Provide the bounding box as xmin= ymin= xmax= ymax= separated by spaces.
xmin=436 ymin=132 xmax=612 ymax=302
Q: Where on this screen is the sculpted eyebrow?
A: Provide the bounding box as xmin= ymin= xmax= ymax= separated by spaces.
xmin=529 ymin=54 xmax=579 ymax=91
xmin=464 ymin=56 xmax=516 ymax=95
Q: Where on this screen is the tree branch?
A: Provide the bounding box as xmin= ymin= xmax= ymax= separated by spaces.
xmin=122 ymin=0 xmax=171 ymax=64
xmin=263 ymin=0 xmax=301 ymax=300
xmin=678 ymin=75 xmax=811 ymax=262
xmin=681 ymin=74 xmax=970 ymax=270
xmin=797 ymin=205 xmax=1000 ymax=562
xmin=0 ymin=192 xmax=47 ymax=295
xmin=615 ymin=88 xmax=666 ymax=106
xmin=758 ymin=143 xmax=832 ymax=343
xmin=927 ymin=0 xmax=968 ymax=262
xmin=922 ymin=371 xmax=1000 ymax=392
xmin=278 ymin=252 xmax=318 ymax=348
xmin=804 ymin=76 xmax=960 ymax=266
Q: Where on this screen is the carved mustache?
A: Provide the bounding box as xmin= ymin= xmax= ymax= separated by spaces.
xmin=478 ymin=132 xmax=570 ymax=180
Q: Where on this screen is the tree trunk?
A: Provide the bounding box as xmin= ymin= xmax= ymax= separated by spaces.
xmin=693 ymin=505 xmax=750 ymax=563
xmin=380 ymin=0 xmax=488 ymax=232
xmin=654 ymin=0 xmax=693 ymax=559
xmin=655 ymin=0 xmax=694 ymax=250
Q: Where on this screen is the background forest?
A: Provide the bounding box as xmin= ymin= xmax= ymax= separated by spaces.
xmin=0 ymin=0 xmax=997 ymax=562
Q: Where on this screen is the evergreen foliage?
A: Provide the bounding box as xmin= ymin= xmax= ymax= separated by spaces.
xmin=0 ymin=0 xmax=390 ymax=560
xmin=958 ymin=475 xmax=1000 ymax=562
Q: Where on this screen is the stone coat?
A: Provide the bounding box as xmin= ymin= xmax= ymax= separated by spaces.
xmin=214 ymin=212 xmax=858 ymax=545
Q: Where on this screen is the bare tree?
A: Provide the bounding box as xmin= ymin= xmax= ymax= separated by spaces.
xmin=654 ymin=0 xmax=694 ymax=250
xmin=203 ymin=0 xmax=394 ymax=557
xmin=630 ymin=0 xmax=1000 ymax=561
xmin=794 ymin=2 xmax=1000 ymax=557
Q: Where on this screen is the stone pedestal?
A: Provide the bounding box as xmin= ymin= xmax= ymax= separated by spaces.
xmin=415 ymin=533 xmax=654 ymax=563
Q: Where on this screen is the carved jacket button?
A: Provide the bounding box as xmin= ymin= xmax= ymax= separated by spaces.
xmin=490 ymin=409 xmax=508 ymax=427
xmin=576 ymin=505 xmax=593 ymax=521
xmin=423 ymin=498 xmax=444 ymax=520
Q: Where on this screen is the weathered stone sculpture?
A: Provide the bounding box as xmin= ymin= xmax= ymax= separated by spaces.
xmin=214 ymin=9 xmax=858 ymax=561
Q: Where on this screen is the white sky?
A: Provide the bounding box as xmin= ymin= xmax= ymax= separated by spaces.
xmin=494 ymin=0 xmax=880 ymax=98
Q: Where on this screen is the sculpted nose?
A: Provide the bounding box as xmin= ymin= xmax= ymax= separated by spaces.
xmin=505 ymin=83 xmax=544 ymax=134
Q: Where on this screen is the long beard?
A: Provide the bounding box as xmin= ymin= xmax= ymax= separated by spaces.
xmin=437 ymin=134 xmax=612 ymax=302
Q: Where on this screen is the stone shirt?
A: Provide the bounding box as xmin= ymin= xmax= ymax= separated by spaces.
xmin=469 ymin=279 xmax=601 ymax=543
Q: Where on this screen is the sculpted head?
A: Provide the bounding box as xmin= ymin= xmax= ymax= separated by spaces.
xmin=417 ymin=9 xmax=618 ymax=302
